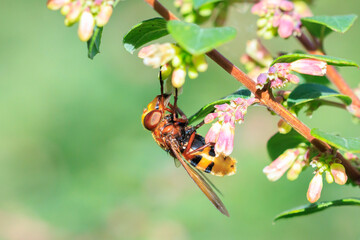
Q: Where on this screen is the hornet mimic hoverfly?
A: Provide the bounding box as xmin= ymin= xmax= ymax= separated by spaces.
xmin=141 ymin=73 xmax=236 ymax=216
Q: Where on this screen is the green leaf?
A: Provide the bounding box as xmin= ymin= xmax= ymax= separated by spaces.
xmin=193 ymin=0 xmax=222 ymax=9
xmin=188 ymin=88 xmax=251 ymax=124
xmin=123 ymin=18 xmax=168 ymax=54
xmin=301 ymin=15 xmax=358 ymax=39
xmin=311 ymin=128 xmax=360 ymax=153
xmin=274 ymin=198 xmax=360 ymax=222
xmin=87 ymin=26 xmax=103 ymax=60
xmin=167 ymin=20 xmax=236 ymax=55
xmin=296 ymin=73 xmax=330 ymax=85
xmin=271 ymin=53 xmax=359 ymax=67
xmin=267 ymin=130 xmax=307 ymax=161
xmin=287 ymin=83 xmax=352 ymax=108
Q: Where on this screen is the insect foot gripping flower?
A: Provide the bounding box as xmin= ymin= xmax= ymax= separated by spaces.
xmin=256 ymin=59 xmax=327 ymax=89
xmin=204 ymin=98 xmax=256 ymax=156
xmin=307 ymin=171 xmax=323 ymax=203
xmin=251 ymin=0 xmax=302 ymax=39
xmin=138 ymin=44 xmax=208 ymax=89
xmin=47 ymin=0 xmax=114 ymax=42
xmin=240 ymin=39 xmax=273 ymax=81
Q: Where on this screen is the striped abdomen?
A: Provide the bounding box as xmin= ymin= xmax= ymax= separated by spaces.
xmin=185 ymin=135 xmax=236 ymax=176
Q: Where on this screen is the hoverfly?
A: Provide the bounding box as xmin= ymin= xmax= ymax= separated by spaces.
xmin=141 ymin=73 xmax=236 ymax=216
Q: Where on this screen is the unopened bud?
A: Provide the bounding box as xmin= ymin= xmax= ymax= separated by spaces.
xmin=279 ymin=1 xmax=294 ymax=12
xmin=192 ymin=55 xmax=208 ymax=72
xmin=66 ymin=0 xmax=83 ymax=24
xmin=257 ymin=18 xmax=268 ymax=28
xmin=199 ymin=3 xmax=214 ymax=17
xmin=78 ymin=9 xmax=95 ymax=42
xmin=61 ymin=3 xmax=71 ymax=15
xmin=325 ymin=170 xmax=334 ymax=184
xmin=180 ymin=2 xmax=193 ymax=15
xmin=290 ymin=59 xmax=327 ymax=76
xmin=96 ymin=4 xmax=113 ymax=27
xmin=172 ymin=67 xmax=186 ymax=88
xmin=184 ymin=13 xmax=196 ymax=23
xmin=160 ymin=64 xmax=173 ymax=80
xmin=330 ymin=163 xmax=348 ymax=185
xmin=172 ymin=55 xmax=182 ymax=68
xmin=188 ymin=66 xmax=199 ymax=79
xmin=287 ymin=160 xmax=303 ymax=181
xmin=278 ymin=119 xmax=292 ymax=134
xmin=307 ymin=172 xmax=323 ymax=203
xmin=47 ymin=0 xmax=69 ymax=10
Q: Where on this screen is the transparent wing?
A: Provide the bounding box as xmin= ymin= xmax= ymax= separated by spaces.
xmin=168 ymin=139 xmax=229 ymax=217
xmin=173 ymin=158 xmax=181 ymax=168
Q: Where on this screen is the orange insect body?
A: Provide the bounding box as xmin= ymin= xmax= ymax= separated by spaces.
xmin=142 ymin=95 xmax=236 ymax=176
xmin=141 ymin=93 xmax=236 ymax=216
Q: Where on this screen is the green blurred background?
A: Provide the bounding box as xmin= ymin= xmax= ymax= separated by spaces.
xmin=1 ymin=0 xmax=360 ymax=239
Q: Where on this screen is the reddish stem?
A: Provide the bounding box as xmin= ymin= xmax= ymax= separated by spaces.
xmin=143 ymin=0 xmax=360 ymax=184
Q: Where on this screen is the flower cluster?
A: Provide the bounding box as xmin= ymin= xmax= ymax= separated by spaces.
xmin=307 ymin=157 xmax=348 ymax=203
xmin=204 ymin=97 xmax=256 ymax=156
xmin=174 ymin=0 xmax=226 ymax=26
xmin=263 ymin=145 xmax=349 ymax=203
xmin=257 ymin=59 xmax=327 ymax=89
xmin=47 ymin=0 xmax=114 ymax=42
xmin=138 ymin=43 xmax=208 ymax=89
xmin=263 ymin=145 xmax=309 ymax=182
xmin=251 ymin=0 xmax=304 ymax=39
xmin=240 ymin=39 xmax=273 ymax=81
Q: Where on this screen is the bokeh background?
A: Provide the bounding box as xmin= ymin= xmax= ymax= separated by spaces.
xmin=1 ymin=0 xmax=360 ymax=239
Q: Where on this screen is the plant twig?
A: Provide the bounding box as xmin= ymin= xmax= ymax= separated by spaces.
xmin=143 ymin=0 xmax=360 ymax=184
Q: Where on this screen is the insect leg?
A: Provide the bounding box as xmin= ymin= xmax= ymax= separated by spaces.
xmin=194 ymin=120 xmax=205 ymax=130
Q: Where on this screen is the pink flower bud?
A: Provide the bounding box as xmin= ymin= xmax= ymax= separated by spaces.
xmin=172 ymin=67 xmax=186 ymax=88
xmin=344 ymin=152 xmax=359 ymax=161
xmin=307 ymin=172 xmax=323 ymax=203
xmin=205 ymin=121 xmax=221 ymax=143
xmin=138 ymin=44 xmax=176 ymax=69
xmin=66 ymin=0 xmax=83 ymax=24
xmin=204 ymin=113 xmax=218 ymax=124
xmin=96 ymin=4 xmax=113 ymax=27
xmin=279 ymin=0 xmax=294 ymax=12
xmin=257 ymin=73 xmax=268 ymax=88
xmin=263 ymin=149 xmax=299 ymax=181
xmin=138 ymin=45 xmax=157 ymax=59
xmin=287 ymin=74 xmax=300 ymax=84
xmin=251 ymin=2 xmax=267 ymax=16
xmin=215 ymin=122 xmax=235 ymax=156
xmin=330 ymin=163 xmax=348 ymax=185
xmin=278 ymin=14 xmax=294 ymax=39
xmin=290 ymin=59 xmax=327 ymax=76
xmin=78 ymin=9 xmax=95 ymax=42
xmin=47 ymin=0 xmax=68 ymax=10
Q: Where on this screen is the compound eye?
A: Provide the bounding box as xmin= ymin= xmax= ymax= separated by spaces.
xmin=143 ymin=110 xmax=162 ymax=131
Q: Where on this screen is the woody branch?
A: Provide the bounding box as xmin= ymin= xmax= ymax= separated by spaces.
xmin=144 ymin=0 xmax=360 ymax=184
